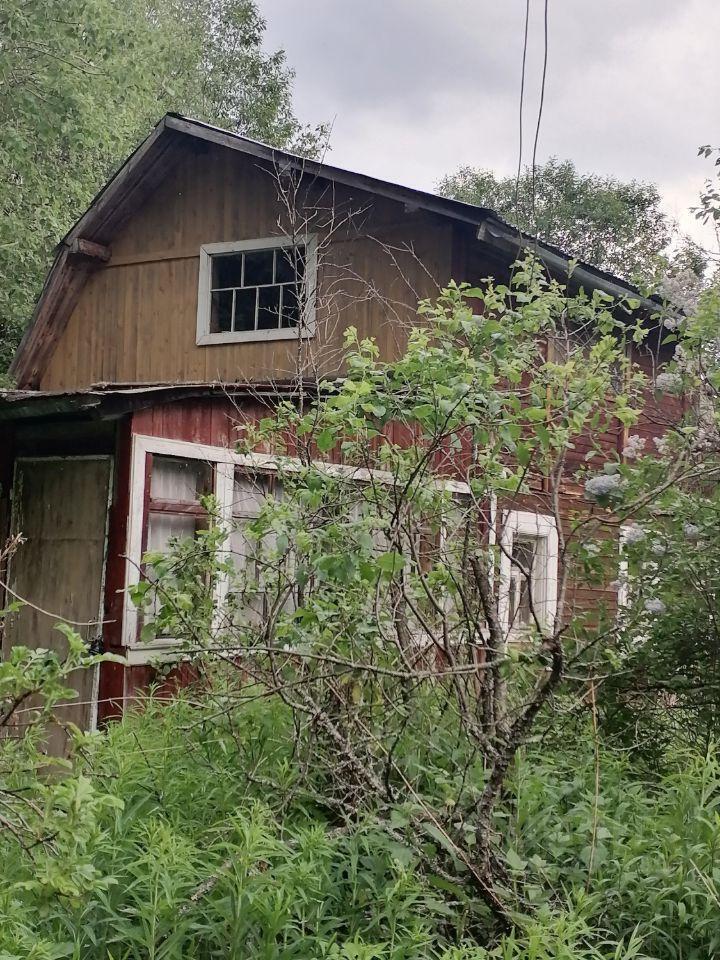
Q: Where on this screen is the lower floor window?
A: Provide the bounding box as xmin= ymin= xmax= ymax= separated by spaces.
xmin=124 ymin=435 xmax=495 ymax=658
xmin=499 ymin=510 xmax=558 ymax=639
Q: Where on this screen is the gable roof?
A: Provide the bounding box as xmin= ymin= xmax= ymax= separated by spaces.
xmin=10 ymin=113 xmax=663 ymax=386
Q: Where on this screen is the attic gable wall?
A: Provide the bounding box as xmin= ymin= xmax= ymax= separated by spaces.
xmin=38 ymin=143 xmax=470 ymax=390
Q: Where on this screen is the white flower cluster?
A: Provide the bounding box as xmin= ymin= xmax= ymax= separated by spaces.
xmin=584 ymin=473 xmax=624 ymax=501
xmin=650 ymin=539 xmax=667 ymax=557
xmin=683 ymin=522 xmax=702 ymax=541
xmin=644 ymin=598 xmax=667 ymax=616
xmin=654 ymin=371 xmax=683 ymax=395
xmin=658 ymin=267 xmax=703 ymax=316
xmin=653 ymin=435 xmax=671 ymax=456
xmin=622 ymin=524 xmax=646 ymax=546
xmin=622 ymin=434 xmax=646 ymax=459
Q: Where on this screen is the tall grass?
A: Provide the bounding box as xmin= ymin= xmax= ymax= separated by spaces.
xmin=1 ymin=693 xmax=719 ymax=959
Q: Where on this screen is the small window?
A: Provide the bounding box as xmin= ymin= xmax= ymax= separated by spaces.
xmin=507 ymin=536 xmax=542 ymax=632
xmin=197 ymin=237 xmax=316 ymax=345
xmin=499 ymin=511 xmax=558 ymax=639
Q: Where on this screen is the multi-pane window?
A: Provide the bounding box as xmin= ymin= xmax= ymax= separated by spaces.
xmin=196 ymin=236 xmax=316 ymax=344
xmin=124 ymin=436 xmax=477 ymax=660
xmin=209 ymin=245 xmax=304 ymax=335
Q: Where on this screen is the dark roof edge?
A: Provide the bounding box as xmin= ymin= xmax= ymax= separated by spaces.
xmin=0 ymin=380 xmax=324 ymax=422
xmin=476 ymin=221 xmax=664 ymax=313
xmin=163 ymin=115 xmax=664 ymax=312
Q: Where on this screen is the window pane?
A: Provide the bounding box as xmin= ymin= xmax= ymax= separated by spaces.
xmin=234 ymin=287 xmax=257 ymax=332
xmin=212 ymin=253 xmax=243 ymax=289
xmin=210 ymin=290 xmax=233 ymax=333
xmin=232 ymin=473 xmax=269 ymax=519
xmin=512 ymin=538 xmax=536 ymax=571
xmin=257 ymin=286 xmax=281 ymax=330
xmin=275 ymin=245 xmax=304 ymax=283
xmin=243 ymin=249 xmax=274 ymax=286
xmin=510 ymin=538 xmax=537 ymax=628
xmin=147 ymin=512 xmax=197 ymax=552
xmin=144 ymin=512 xmax=200 ymax=623
xmin=281 ymin=284 xmax=300 ymax=328
xmin=150 ymin=456 xmax=212 ymax=502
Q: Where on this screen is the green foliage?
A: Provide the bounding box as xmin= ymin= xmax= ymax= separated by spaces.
xmin=0 ymin=695 xmax=473 ymax=959
xmin=2 ymin=688 xmax=719 ymax=959
xmin=575 ymin=283 xmax=720 ymax=756
xmin=510 ymin=743 xmax=720 ymax=960
xmin=438 ymin=158 xmax=671 ymax=284
xmin=0 ymin=0 xmax=325 ymax=377
xmin=0 ymin=612 xmax=121 ymax=901
xmin=126 ymin=267 xmax=655 ymax=930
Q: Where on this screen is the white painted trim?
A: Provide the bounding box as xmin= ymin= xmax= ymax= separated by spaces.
xmin=196 ymin=234 xmax=318 ymax=346
xmin=122 ymin=434 xmax=473 ymax=662
xmin=498 ymin=509 xmax=559 ymax=640
xmin=617 ymin=526 xmax=632 ymax=610
xmin=129 ymin=435 xmax=473 ymax=493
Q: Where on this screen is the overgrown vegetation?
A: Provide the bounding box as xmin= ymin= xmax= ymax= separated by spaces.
xmin=4 ymin=265 xmax=720 ymax=955
xmin=2 ymin=691 xmax=720 ymax=959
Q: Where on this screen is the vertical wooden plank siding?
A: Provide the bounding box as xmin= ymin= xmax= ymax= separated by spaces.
xmin=37 ymin=144 xmax=462 ymax=391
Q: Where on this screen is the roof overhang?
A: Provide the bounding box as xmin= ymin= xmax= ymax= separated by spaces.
xmin=0 ymin=380 xmax=319 ymax=424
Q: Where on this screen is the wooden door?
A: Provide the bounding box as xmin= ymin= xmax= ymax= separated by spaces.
xmin=4 ymin=457 xmax=112 ymax=747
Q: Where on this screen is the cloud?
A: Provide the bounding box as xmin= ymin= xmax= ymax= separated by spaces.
xmin=261 ymin=0 xmax=719 ymax=246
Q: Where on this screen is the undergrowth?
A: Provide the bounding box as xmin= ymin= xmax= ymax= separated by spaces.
xmin=1 ymin=691 xmax=719 ymax=960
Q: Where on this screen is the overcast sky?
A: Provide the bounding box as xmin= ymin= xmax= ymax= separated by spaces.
xmin=261 ymin=0 xmax=718 ymax=249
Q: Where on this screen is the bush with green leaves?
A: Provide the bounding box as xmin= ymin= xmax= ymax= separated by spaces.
xmin=577 ymin=283 xmax=720 ymax=756
xmin=127 ymin=264 xmax=667 ymax=924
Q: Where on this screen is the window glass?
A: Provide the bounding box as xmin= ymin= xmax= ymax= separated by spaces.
xmin=212 ymin=253 xmax=243 ymax=289
xmin=150 ymin=456 xmax=212 ymax=502
xmin=508 ymin=537 xmax=538 ymax=630
xmin=146 ymin=513 xmax=197 ymax=553
xmin=233 ymin=288 xmax=257 ymax=332
xmin=225 ymin=472 xmax=285 ymax=624
xmin=281 ymin=284 xmax=300 ymax=328
xmin=275 ymin=247 xmax=304 ymax=284
xmin=207 ymin=243 xmax=305 ymax=335
xmin=210 ymin=290 xmax=233 ymax=333
xmin=243 ymin=249 xmax=275 ymax=287
xmin=257 ymin=286 xmax=282 ymax=330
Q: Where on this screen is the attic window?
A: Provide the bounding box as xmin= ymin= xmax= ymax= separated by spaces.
xmin=197 ymin=236 xmax=317 ymax=345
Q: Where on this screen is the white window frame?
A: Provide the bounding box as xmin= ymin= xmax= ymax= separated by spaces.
xmin=497 ymin=510 xmax=559 ymax=640
xmin=196 ymin=235 xmax=318 ymax=346
xmin=617 ymin=525 xmax=631 ymax=610
xmin=124 ymin=434 xmax=472 ymax=663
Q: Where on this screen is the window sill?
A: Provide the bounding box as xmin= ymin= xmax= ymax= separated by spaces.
xmin=124 ymin=643 xmax=187 ymax=666
xmin=197 ymin=326 xmax=314 ymax=346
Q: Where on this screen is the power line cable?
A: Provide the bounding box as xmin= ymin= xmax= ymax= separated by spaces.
xmin=513 ymin=0 xmax=531 ymax=230
xmin=530 ymin=0 xmax=550 ymax=232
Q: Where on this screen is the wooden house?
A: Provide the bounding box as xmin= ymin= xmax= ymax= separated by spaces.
xmin=0 ymin=114 xmax=675 ymax=730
